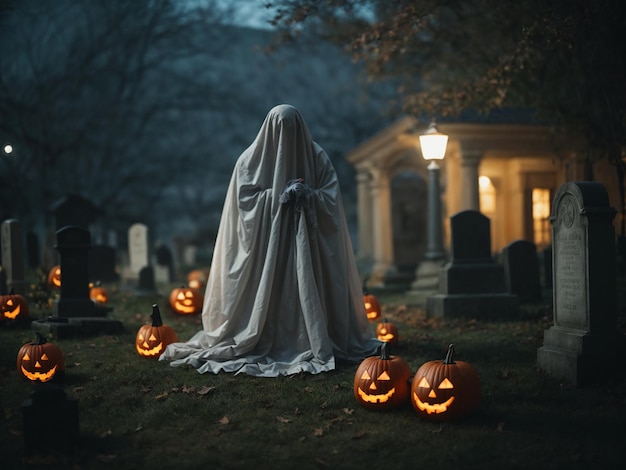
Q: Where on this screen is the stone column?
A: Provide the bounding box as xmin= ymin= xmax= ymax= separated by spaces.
xmin=459 ymin=151 xmax=482 ymax=211
xmin=368 ymin=168 xmax=395 ymax=286
xmin=355 ymin=167 xmax=373 ymax=262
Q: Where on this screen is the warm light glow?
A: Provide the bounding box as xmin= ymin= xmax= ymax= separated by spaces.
xmin=479 ymin=176 xmax=496 ymax=213
xmin=419 ymin=122 xmax=448 ymax=160
xmin=3 ymin=144 xmax=12 ymax=154
xmin=532 ymin=188 xmax=551 ymax=248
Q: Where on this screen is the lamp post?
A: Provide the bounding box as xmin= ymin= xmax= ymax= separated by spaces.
xmin=420 ymin=122 xmax=447 ymax=260
xmin=410 ymin=121 xmax=448 ymax=295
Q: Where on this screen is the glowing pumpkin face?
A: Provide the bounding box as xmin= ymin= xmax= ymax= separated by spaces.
xmin=17 ymin=333 xmax=65 ymax=383
xmin=89 ymin=282 xmax=109 ymax=304
xmin=169 ymin=286 xmax=202 ymax=315
xmin=187 ymin=269 xmax=209 ymax=291
xmin=363 ymin=293 xmax=381 ymax=321
xmin=411 ymin=344 xmax=481 ymax=421
xmin=48 ymin=265 xmax=61 ymax=288
xmin=136 ymin=304 xmax=178 ymax=358
xmin=376 ymin=319 xmax=398 ymax=347
xmin=1 ymin=289 xmax=29 ymax=322
xmin=353 ymin=343 xmax=411 ymax=411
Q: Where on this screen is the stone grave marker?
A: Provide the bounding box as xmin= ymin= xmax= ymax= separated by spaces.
xmin=502 ymin=240 xmax=542 ymax=303
xmin=32 ymin=226 xmax=122 ymax=338
xmin=128 ymin=223 xmax=149 ymax=280
xmin=537 ymin=182 xmax=622 ymax=386
xmin=137 ymin=265 xmax=157 ymax=295
xmin=154 ymin=244 xmax=174 ymax=284
xmin=427 ymin=210 xmax=519 ymax=319
xmin=1 ymin=219 xmax=26 ymax=294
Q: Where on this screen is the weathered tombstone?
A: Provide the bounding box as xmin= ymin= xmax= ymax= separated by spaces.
xmin=128 ymin=223 xmax=149 ymax=280
xmin=26 ymin=231 xmax=40 ymax=269
xmin=88 ymin=245 xmax=119 ymax=282
xmin=502 ymin=240 xmax=542 ymax=303
xmin=137 ymin=265 xmax=157 ymax=295
xmin=50 ymin=193 xmax=102 ymax=231
xmin=427 ymin=210 xmax=519 ymax=319
xmin=537 ymin=182 xmax=622 ymax=386
xmin=154 ymin=244 xmax=174 ymax=283
xmin=22 ymin=384 xmax=79 ymax=455
xmin=1 ymin=219 xmax=27 ymax=294
xmin=31 ymin=226 xmax=123 ymax=338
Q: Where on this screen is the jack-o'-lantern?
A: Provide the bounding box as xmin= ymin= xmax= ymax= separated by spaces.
xmin=17 ymin=333 xmax=65 ymax=383
xmin=187 ymin=269 xmax=209 ymax=291
xmin=136 ymin=304 xmax=178 ymax=358
xmin=354 ymin=342 xmax=411 ymax=411
xmin=411 ymin=344 xmax=481 ymax=421
xmin=169 ymin=285 xmax=202 ymax=315
xmin=89 ymin=282 xmax=109 ymax=304
xmin=363 ymin=288 xmax=381 ymax=321
xmin=48 ymin=265 xmax=61 ymax=288
xmin=376 ymin=318 xmax=399 ymax=347
xmin=1 ymin=288 xmax=29 ymax=323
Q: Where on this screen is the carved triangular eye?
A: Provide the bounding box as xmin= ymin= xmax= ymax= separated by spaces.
xmin=149 ymin=334 xmax=157 ymax=341
xmin=41 ymin=354 xmax=49 ymax=361
xmin=138 ymin=333 xmax=144 ymax=341
xmin=417 ymin=377 xmax=431 ymax=388
xmin=360 ymin=370 xmax=371 ymax=380
xmin=23 ymin=353 xmax=31 ymax=361
xmin=7 ymin=299 xmax=14 ymax=306
xmin=438 ymin=378 xmax=454 ymax=389
xmin=377 ymin=371 xmax=391 ymax=381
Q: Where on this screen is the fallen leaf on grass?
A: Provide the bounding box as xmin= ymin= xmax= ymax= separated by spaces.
xmin=276 ymin=416 xmax=291 ymax=423
xmin=342 ymin=408 xmax=354 ymax=415
xmin=313 ymin=428 xmax=324 ymax=437
xmin=135 ymin=425 xmax=143 ymax=432
xmin=197 ymin=386 xmax=215 ymax=395
xmin=182 ymin=385 xmax=195 ymax=393
xmin=218 ymin=416 xmax=230 ymax=425
xmin=155 ymin=391 xmax=169 ymax=400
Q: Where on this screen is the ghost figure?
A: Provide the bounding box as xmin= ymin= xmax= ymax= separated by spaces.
xmin=160 ymin=104 xmax=380 ymax=376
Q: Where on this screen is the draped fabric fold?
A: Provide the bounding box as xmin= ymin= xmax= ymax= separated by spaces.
xmin=160 ymin=104 xmax=380 ymax=376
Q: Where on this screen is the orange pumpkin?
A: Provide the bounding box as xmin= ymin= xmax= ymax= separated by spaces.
xmin=136 ymin=304 xmax=178 ymax=358
xmin=169 ymin=285 xmax=202 ymax=315
xmin=353 ymin=342 xmax=412 ymax=411
xmin=363 ymin=292 xmax=381 ymax=321
xmin=89 ymin=282 xmax=109 ymax=304
xmin=48 ymin=265 xmax=61 ymax=288
xmin=411 ymin=344 xmax=481 ymax=421
xmin=187 ymin=269 xmax=209 ymax=291
xmin=376 ymin=318 xmax=399 ymax=347
xmin=17 ymin=333 xmax=65 ymax=383
xmin=0 ymin=288 xmax=29 ymax=323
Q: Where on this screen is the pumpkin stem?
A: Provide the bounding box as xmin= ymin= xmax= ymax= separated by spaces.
xmin=151 ymin=304 xmax=164 ymax=327
xmin=35 ymin=332 xmax=47 ymax=345
xmin=380 ymin=341 xmax=391 ymax=360
xmin=443 ymin=343 xmax=456 ymax=364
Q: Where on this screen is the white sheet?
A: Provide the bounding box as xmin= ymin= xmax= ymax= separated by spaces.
xmin=160 ymin=104 xmax=380 ymax=376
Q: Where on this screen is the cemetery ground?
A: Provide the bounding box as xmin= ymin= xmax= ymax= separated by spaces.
xmin=1 ymin=276 xmax=625 ymax=470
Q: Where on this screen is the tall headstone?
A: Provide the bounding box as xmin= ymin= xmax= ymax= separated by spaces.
xmin=502 ymin=240 xmax=542 ymax=303
xmin=128 ymin=223 xmax=149 ymax=280
xmin=32 ymin=226 xmax=123 ymax=338
xmin=427 ymin=210 xmax=519 ymax=319
xmin=1 ymin=219 xmax=26 ymax=294
xmin=50 ymin=193 xmax=102 ymax=231
xmin=537 ymin=182 xmax=622 ymax=386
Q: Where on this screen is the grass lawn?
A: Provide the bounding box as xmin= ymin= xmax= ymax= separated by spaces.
xmin=1 ymin=277 xmax=625 ymax=469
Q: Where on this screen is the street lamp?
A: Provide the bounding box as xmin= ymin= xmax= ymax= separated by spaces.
xmin=420 ymin=122 xmax=447 ymax=260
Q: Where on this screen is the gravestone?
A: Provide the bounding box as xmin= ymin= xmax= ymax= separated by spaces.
xmin=128 ymin=223 xmax=149 ymax=280
xmin=1 ymin=219 xmax=27 ymax=294
xmin=154 ymin=244 xmax=174 ymax=284
xmin=22 ymin=383 xmax=79 ymax=455
xmin=137 ymin=265 xmax=157 ymax=295
xmin=88 ymin=245 xmax=119 ymax=282
xmin=31 ymin=226 xmax=123 ymax=338
xmin=542 ymin=246 xmax=553 ymax=288
xmin=502 ymin=240 xmax=542 ymax=303
xmin=427 ymin=210 xmax=519 ymax=319
xmin=537 ymin=182 xmax=623 ymax=386
xmin=50 ymin=193 xmax=102 ymax=231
